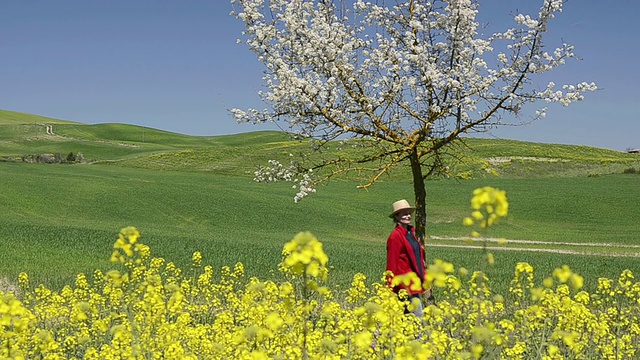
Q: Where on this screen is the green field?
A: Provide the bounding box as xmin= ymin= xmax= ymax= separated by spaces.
xmin=1 ymin=109 xmax=639 ymax=296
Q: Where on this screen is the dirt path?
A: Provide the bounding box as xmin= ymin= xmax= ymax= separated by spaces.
xmin=428 ymin=236 xmax=640 ymax=258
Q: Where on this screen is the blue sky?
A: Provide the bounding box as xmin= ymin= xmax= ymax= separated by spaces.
xmin=1 ymin=1 xmax=638 ymax=151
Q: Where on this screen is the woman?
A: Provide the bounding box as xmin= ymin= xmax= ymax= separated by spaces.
xmin=385 ymin=199 xmax=428 ymax=319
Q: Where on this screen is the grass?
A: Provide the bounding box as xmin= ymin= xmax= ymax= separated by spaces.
xmin=1 ymin=109 xmax=639 ymax=296
xmin=1 ymin=162 xmax=638 ymax=294
xmin=424 ymin=175 xmax=640 ymax=244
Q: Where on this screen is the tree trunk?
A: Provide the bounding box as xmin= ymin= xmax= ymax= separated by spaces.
xmin=409 ymin=149 xmax=427 ymax=246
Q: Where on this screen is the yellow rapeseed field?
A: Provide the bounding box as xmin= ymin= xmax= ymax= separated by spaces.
xmin=1 ymin=188 xmax=638 ymax=359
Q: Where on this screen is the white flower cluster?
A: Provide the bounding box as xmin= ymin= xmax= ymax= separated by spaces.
xmin=229 ymin=108 xmax=272 ymax=124
xmin=537 ymin=81 xmax=599 ymax=106
xmin=254 ymin=160 xmax=316 ymax=202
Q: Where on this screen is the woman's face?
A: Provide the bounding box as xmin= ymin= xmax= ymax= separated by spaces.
xmin=395 ymin=210 xmax=413 ymax=226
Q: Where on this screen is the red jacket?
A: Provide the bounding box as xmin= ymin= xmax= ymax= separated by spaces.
xmin=385 ymin=224 xmax=426 ymax=295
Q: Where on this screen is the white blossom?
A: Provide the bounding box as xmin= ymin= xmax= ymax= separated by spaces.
xmin=253 ymin=159 xmax=316 ymax=202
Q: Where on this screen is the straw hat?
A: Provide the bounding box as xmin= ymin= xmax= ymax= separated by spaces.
xmin=389 ymin=199 xmax=415 ymax=218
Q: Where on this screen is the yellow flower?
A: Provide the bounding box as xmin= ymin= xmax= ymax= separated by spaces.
xmin=553 ymin=265 xmax=572 ymax=283
xmin=18 ymin=272 xmax=29 ymax=287
xmin=265 ymin=312 xmax=284 ymax=331
xmin=111 ymin=227 xmax=145 ymax=264
xmin=353 ymin=331 xmax=373 ymax=350
xmin=280 ymin=232 xmax=328 ymax=280
xmin=553 ymin=265 xmax=584 ymax=290
xmin=574 ymin=291 xmax=590 ymax=305
xmin=192 ymin=252 xmax=203 ymax=267
xmin=471 ymin=343 xmax=484 ymax=358
xmin=425 ymin=259 xmax=455 ymax=288
xmin=486 ymin=252 xmax=495 ymax=265
xmin=467 ymin=187 xmax=509 ymax=232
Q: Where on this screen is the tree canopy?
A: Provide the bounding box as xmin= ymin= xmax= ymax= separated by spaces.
xmin=230 ymin=0 xmax=596 ymax=241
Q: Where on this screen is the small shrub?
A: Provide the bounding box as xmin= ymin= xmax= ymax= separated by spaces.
xmin=19 ymin=152 xmax=84 ymax=164
xmin=36 ymin=154 xmax=56 ymax=163
xmin=623 ymin=167 xmax=639 ymax=174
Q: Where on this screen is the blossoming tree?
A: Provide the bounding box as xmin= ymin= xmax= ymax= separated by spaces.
xmin=230 ymin=0 xmax=596 ymax=243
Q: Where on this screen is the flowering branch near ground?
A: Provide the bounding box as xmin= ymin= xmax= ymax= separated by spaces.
xmin=2 ymin=188 xmax=639 ymax=359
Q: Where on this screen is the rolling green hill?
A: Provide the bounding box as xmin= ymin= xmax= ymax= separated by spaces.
xmin=2 ymin=109 xmax=638 ymax=178
xmin=0 ymin=109 xmax=300 ymax=166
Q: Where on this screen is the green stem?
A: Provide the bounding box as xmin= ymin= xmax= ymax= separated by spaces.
xmin=302 ymin=272 xmax=309 ymax=360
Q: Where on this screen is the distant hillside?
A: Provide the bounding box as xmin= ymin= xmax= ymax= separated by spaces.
xmin=0 ymin=109 xmax=82 ymax=126
xmin=1 ymin=109 xmax=638 ymax=179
